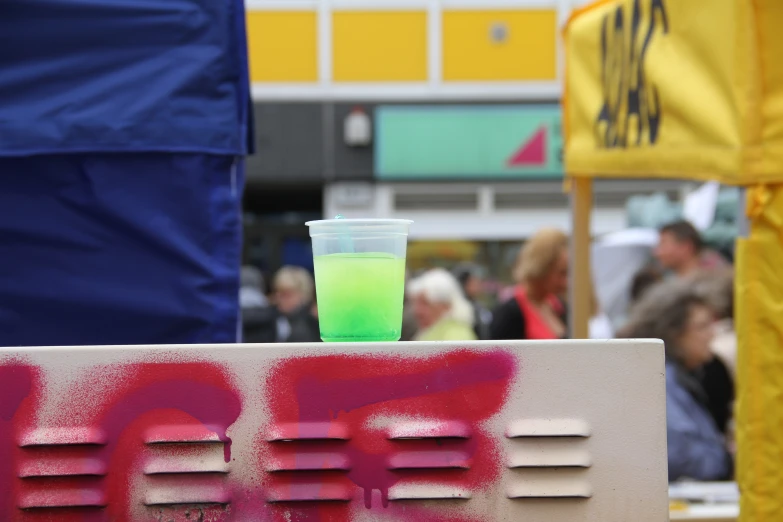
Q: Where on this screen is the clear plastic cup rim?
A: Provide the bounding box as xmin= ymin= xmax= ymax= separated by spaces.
xmin=305 ymin=218 xmax=413 ymax=227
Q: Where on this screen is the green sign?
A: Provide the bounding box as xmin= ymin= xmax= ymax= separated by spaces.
xmin=375 ymin=105 xmax=562 ymax=179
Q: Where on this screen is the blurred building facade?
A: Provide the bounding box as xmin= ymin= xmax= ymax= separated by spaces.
xmin=243 ymin=0 xmax=683 ymax=276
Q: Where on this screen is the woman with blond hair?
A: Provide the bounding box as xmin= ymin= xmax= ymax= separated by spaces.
xmin=490 ymin=229 xmax=569 ymax=340
xmin=408 ymin=269 xmax=477 ymax=342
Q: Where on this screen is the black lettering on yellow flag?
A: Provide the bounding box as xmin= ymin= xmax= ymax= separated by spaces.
xmin=595 ymin=0 xmax=669 ymax=148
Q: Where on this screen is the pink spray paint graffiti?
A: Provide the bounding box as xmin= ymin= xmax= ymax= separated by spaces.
xmin=2 ymin=361 xmax=242 ymax=522
xmin=0 ymin=349 xmax=517 ymax=521
xmin=262 ymin=349 xmax=517 ymax=522
xmin=1 ymin=364 xmax=37 ymax=519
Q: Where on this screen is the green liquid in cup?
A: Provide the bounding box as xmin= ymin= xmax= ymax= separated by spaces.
xmin=314 ymin=252 xmax=406 ymax=342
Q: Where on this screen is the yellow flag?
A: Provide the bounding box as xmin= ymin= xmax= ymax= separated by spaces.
xmin=563 ymin=0 xmax=783 ymax=185
xmin=565 ymin=3 xmax=783 ymax=521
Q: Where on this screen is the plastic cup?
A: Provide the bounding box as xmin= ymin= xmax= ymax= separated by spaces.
xmin=306 ymin=218 xmax=413 ymax=342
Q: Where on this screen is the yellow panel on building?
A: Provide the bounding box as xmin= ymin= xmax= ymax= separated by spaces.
xmin=443 ymin=9 xmax=557 ymax=81
xmin=332 ymin=11 xmax=428 ymax=82
xmin=246 ymin=11 xmax=318 ymax=83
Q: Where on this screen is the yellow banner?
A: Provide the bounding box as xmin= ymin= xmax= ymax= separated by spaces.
xmin=563 ymin=0 xmax=783 ymax=185
xmin=736 ymin=185 xmax=783 ymax=522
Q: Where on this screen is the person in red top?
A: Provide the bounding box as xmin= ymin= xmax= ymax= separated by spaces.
xmin=490 ymin=229 xmax=569 ymax=340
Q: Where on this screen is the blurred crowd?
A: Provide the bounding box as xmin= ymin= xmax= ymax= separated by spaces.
xmin=240 ymin=219 xmax=735 ymax=483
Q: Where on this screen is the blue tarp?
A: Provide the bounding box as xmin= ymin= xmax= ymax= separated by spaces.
xmin=0 ymin=0 xmax=252 ymax=156
xmin=0 ymin=0 xmax=252 ymax=346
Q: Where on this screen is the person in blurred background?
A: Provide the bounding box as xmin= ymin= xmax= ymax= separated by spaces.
xmin=452 ymin=263 xmax=492 ymax=340
xmin=655 ymin=220 xmax=704 ymax=278
xmin=490 ymin=229 xmax=568 ymax=340
xmin=706 ymin=272 xmax=736 ymax=379
xmin=690 ymin=270 xmax=736 ymax=377
xmin=240 ymin=266 xmax=288 ymax=343
xmin=620 ymin=279 xmax=732 ymax=482
xmin=272 ymin=266 xmax=320 ymax=342
xmin=408 ymin=268 xmax=477 ymax=342
xmin=655 ymin=220 xmax=730 ymax=278
xmin=629 ymin=264 xmax=664 ymax=307
xmin=691 ymin=270 xmax=736 ymax=435
xmin=400 ymin=270 xmax=418 ymax=342
xmin=703 ymin=271 xmax=737 ymax=451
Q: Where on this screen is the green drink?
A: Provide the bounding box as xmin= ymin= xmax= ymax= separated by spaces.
xmin=307 ymin=218 xmax=412 ymax=342
xmin=314 ymin=252 xmax=406 ymax=342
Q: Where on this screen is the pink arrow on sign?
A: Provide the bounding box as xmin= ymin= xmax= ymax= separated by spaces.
xmin=507 ymin=126 xmax=547 ymax=167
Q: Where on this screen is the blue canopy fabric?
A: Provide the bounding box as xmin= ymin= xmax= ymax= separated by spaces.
xmin=0 ymin=154 xmax=243 ymax=346
xmin=0 ymin=0 xmax=252 ymax=156
xmin=0 ymin=0 xmax=252 ymax=346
